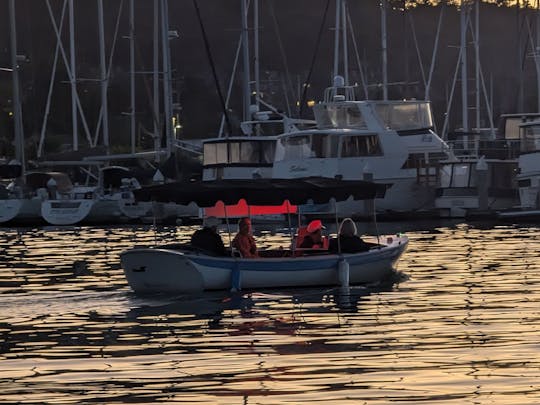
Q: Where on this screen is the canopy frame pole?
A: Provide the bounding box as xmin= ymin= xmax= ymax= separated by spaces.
xmin=333 ymin=198 xmax=341 ymax=254
xmin=224 ymin=205 xmax=233 ymax=255
xmin=286 ymin=201 xmax=294 ymax=253
xmin=373 ymin=198 xmax=380 ymax=246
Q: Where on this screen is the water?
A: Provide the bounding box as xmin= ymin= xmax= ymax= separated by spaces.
xmin=0 ymin=221 xmax=539 ymax=404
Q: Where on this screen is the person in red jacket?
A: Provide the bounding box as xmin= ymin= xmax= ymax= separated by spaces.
xmin=232 ymin=217 xmax=258 ymax=258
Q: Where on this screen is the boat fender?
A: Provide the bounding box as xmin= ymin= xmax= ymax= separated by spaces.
xmin=338 ymin=259 xmax=349 ymax=287
xmin=231 ymin=262 xmax=242 ymax=292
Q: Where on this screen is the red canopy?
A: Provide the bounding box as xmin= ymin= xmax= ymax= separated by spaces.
xmin=204 ymin=199 xmax=297 ymax=218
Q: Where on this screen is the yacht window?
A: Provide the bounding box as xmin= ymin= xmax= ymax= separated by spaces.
xmin=240 ymin=142 xmax=258 ymax=163
xmin=279 ymin=136 xmax=312 ymax=160
xmin=341 ymin=135 xmax=382 ymax=157
xmin=375 ymin=102 xmax=433 ymax=131
xmin=311 ymin=135 xmax=338 ymax=158
xmin=521 ymin=126 xmax=540 ymax=152
xmin=216 ymin=142 xmax=228 ymax=164
xmin=440 ymin=163 xmax=477 ymax=188
xmin=315 ymin=105 xmax=367 ymax=129
xmin=260 ymin=141 xmax=276 ymax=163
xmin=229 ymin=142 xmax=240 ymax=163
xmin=439 ymin=164 xmax=452 ymax=188
xmin=203 ymin=143 xmax=217 ymax=165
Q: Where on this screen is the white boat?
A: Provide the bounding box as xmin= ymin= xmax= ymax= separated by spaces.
xmin=496 ymin=118 xmax=540 ymax=220
xmin=0 ymin=170 xmax=63 ymax=225
xmin=41 ymin=183 xmax=96 ymax=226
xmin=120 ymin=177 xmax=408 ymax=294
xmin=271 ymin=78 xmax=451 ymax=217
xmin=516 ymin=119 xmax=540 ymax=210
xmin=40 ymin=166 xmax=154 ymax=226
xmin=435 ymin=114 xmax=530 ymax=218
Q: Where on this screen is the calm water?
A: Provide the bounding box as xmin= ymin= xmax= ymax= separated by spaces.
xmin=0 ymin=221 xmax=539 ymax=404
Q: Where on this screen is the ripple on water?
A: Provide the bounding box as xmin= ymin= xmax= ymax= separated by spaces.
xmin=0 ymin=223 xmax=539 ymax=403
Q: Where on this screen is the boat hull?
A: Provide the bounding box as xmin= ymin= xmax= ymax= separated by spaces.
xmin=120 ymin=235 xmax=408 ymax=294
xmin=41 ymin=199 xmax=94 ymax=225
xmin=0 ymin=199 xmax=23 ymax=223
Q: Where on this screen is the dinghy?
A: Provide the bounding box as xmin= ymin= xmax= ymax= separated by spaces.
xmin=120 ymin=177 xmax=408 ymax=294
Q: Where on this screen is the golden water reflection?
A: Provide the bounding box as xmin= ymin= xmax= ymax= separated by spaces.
xmin=0 ymin=222 xmax=539 ymax=403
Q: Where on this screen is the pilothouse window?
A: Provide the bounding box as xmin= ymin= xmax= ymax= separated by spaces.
xmin=315 ymin=104 xmax=367 ymax=129
xmin=203 ymin=140 xmax=276 ymax=165
xmin=341 ymin=135 xmax=382 ymax=157
xmin=375 ymin=102 xmax=433 ymax=131
xmin=275 ymin=134 xmax=338 ymax=161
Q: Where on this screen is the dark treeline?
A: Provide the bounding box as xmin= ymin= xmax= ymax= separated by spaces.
xmin=0 ymin=0 xmax=538 ymax=158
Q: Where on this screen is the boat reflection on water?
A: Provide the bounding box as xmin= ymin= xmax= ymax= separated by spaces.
xmin=125 ymin=274 xmax=403 ymax=333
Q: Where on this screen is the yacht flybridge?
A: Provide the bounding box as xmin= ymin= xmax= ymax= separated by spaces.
xmin=272 ymin=79 xmax=452 ymax=217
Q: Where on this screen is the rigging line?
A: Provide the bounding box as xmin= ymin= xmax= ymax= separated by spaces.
xmin=93 ymin=0 xmax=125 ymax=148
xmin=299 ymin=0 xmax=331 ymax=118
xmin=268 ymin=0 xmax=293 ymax=117
xmin=38 ymin=0 xmax=68 ymax=158
xmin=44 ymin=0 xmax=93 ymax=148
xmin=467 ymin=14 xmax=495 ymax=132
xmin=91 ymin=0 xmax=124 ymax=147
xmin=191 ymin=0 xmax=233 ymax=136
xmin=408 ymin=12 xmax=427 ymax=89
xmin=345 ymin=7 xmax=368 ymax=99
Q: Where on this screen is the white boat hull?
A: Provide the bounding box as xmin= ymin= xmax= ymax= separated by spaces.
xmin=120 ymin=235 xmax=408 ymax=294
xmin=0 ymin=199 xmax=23 ymax=223
xmin=0 ymin=198 xmax=43 ymax=224
xmin=41 ymin=199 xmax=94 ymax=225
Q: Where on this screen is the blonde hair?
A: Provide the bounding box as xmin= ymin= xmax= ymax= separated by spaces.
xmin=338 ymin=218 xmax=357 ymax=237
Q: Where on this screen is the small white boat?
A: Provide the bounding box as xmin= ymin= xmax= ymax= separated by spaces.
xmin=121 ymin=235 xmax=407 ymax=294
xmin=120 ymin=177 xmax=408 ymax=294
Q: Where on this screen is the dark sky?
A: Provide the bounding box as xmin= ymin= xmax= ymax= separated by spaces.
xmin=0 ymin=1 xmax=537 ymax=156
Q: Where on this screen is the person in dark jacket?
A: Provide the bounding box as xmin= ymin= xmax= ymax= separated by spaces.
xmin=329 ymin=218 xmax=371 ymax=253
xmin=191 ymin=216 xmax=227 ymax=256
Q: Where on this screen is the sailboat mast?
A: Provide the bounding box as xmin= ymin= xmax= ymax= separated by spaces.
xmin=129 ymin=0 xmax=136 ymax=155
xmin=68 ymin=0 xmax=79 ymax=151
xmin=536 ymin=0 xmax=540 ymax=112
xmin=342 ymin=0 xmax=349 ymax=85
xmin=460 ymin=0 xmax=469 ymax=133
xmin=160 ymin=0 xmax=173 ymax=157
xmin=241 ymin=0 xmax=251 ymax=122
xmin=333 ymin=0 xmax=341 ymax=81
xmin=97 ymin=0 xmax=109 ymax=153
xmin=381 ymin=0 xmax=388 ymax=101
xmin=475 ymin=0 xmax=480 ymax=131
xmin=8 ymin=0 xmax=24 ymax=172
xmin=153 ymin=0 xmax=161 ymax=160
xmin=254 ymin=0 xmax=260 ymax=112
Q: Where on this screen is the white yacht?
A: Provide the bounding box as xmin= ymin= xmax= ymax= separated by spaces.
xmin=435 ymin=114 xmax=533 ymax=218
xmin=271 ymin=79 xmax=451 ymax=217
xmin=516 ymin=120 xmax=540 ymax=210
xmin=496 ymin=119 xmax=540 ymax=220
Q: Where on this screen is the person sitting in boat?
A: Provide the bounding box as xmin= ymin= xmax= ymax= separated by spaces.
xmin=232 ymin=217 xmax=258 ymax=258
xmin=191 ymin=216 xmax=227 ymax=256
xmin=298 ymin=219 xmax=326 ymax=249
xmin=329 ymin=217 xmax=371 ymax=254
